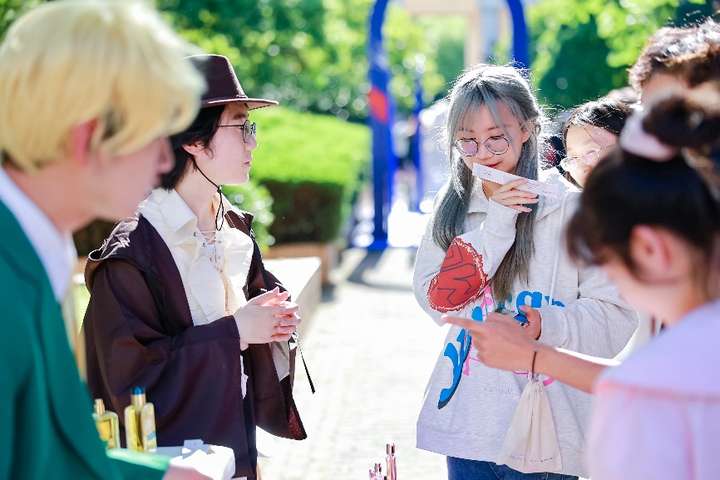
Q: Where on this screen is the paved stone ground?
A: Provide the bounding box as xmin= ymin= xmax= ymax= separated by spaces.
xmin=258 ymin=247 xmax=448 ymax=479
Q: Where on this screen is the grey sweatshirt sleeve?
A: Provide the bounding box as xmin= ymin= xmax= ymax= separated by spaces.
xmin=537 ymin=265 xmax=639 ymax=357
xmin=413 ymin=200 xmax=519 ymax=325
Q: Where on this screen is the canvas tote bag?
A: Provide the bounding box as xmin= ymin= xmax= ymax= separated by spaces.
xmin=497 ymin=373 xmax=562 ymax=473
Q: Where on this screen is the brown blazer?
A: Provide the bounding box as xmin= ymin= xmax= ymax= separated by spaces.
xmin=83 ymin=210 xmax=306 ymax=479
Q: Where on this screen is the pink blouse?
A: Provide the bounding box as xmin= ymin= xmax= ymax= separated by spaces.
xmin=588 ymin=301 xmax=720 ymax=480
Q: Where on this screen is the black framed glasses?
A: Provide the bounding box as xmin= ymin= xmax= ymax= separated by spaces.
xmin=454 ymin=134 xmax=510 ymax=157
xmin=218 ymin=121 xmax=256 ymax=143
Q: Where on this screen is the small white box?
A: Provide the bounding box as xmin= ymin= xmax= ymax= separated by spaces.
xmin=155 ymin=442 xmax=235 ymax=480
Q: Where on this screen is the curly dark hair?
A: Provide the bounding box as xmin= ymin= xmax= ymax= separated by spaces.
xmin=672 ymin=22 xmax=720 ymax=88
xmin=629 ymin=26 xmax=698 ymax=90
xmin=629 ymin=19 xmax=720 ymax=91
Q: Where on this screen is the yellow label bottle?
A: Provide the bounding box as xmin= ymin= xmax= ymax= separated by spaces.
xmin=124 ymin=396 xmax=142 ymax=451
xmin=124 ymin=387 xmax=157 ymax=452
xmin=92 ymin=399 xmax=120 ymax=449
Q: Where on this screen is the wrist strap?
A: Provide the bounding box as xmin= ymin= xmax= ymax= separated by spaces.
xmin=298 ymin=342 xmax=316 ymax=394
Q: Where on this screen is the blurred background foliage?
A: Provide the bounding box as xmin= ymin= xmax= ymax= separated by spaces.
xmin=529 ymin=0 xmax=714 ymax=108
xmin=1 ymin=0 xmax=715 ymax=115
xmin=0 ymin=0 xmax=715 ymax=251
xmin=226 ymin=106 xmax=370 ymax=245
xmin=157 ymin=0 xmax=452 ymax=120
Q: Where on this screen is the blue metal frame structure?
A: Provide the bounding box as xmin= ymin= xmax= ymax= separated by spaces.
xmin=367 ymin=0 xmax=397 ymax=250
xmin=410 ymin=63 xmax=424 ymax=212
xmin=505 ymin=0 xmax=530 ymax=69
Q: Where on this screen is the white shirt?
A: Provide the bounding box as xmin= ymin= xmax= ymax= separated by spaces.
xmin=0 ymin=167 xmax=76 ymax=302
xmin=139 ymin=188 xmax=255 ymax=325
xmin=139 ymin=188 xmax=290 ymax=396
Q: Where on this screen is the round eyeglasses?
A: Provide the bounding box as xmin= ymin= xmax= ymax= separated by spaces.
xmin=218 ymin=121 xmax=256 ymax=143
xmin=454 ymin=134 xmax=510 ymax=157
xmin=560 ymin=147 xmax=610 ymax=171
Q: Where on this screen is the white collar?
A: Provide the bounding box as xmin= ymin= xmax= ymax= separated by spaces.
xmin=140 ymin=188 xmax=198 ymax=240
xmin=139 ymin=188 xmax=238 ymax=240
xmin=0 ymin=167 xmax=76 ymax=301
xmin=139 ymin=188 xmax=255 ymax=322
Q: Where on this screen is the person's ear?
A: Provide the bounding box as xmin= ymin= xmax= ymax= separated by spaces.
xmin=629 ymin=225 xmax=673 ymax=278
xmin=68 ymin=119 xmax=98 ymax=166
xmin=520 ymin=122 xmax=534 ymax=143
xmin=182 ymin=141 xmax=206 ymax=157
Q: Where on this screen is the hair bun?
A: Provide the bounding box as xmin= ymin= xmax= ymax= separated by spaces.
xmin=643 ymin=89 xmax=720 ymax=150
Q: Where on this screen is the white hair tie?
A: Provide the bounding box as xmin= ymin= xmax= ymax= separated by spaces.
xmin=620 ymin=112 xmax=677 ymax=161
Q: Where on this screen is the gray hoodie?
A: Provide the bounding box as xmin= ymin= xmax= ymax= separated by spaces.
xmin=413 ymin=173 xmax=638 ymax=477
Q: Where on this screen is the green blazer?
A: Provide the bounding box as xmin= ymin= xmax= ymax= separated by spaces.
xmin=0 ymin=201 xmax=168 ymax=479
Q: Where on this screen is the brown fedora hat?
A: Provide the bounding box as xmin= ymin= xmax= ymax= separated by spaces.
xmin=188 ymin=54 xmax=278 ymax=110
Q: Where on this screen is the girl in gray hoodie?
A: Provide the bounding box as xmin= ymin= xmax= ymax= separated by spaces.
xmin=413 ymin=64 xmax=637 ymax=479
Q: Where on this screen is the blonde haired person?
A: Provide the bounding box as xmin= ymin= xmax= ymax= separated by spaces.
xmin=0 ymin=1 xmax=208 ymax=479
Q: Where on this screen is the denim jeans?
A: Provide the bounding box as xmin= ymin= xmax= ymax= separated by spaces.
xmin=447 ymin=457 xmax=578 ymax=480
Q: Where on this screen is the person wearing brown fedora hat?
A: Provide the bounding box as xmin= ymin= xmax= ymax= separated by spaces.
xmin=83 ymin=54 xmax=307 ymax=479
xmin=193 ymin=54 xmax=279 ymax=110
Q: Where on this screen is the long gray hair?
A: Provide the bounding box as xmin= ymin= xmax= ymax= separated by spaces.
xmin=431 ymin=64 xmax=546 ymax=302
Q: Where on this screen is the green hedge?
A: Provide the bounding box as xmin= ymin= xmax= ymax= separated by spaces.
xmin=249 ymin=106 xmax=370 ymax=244
xmin=222 ymin=182 xmax=274 ymax=251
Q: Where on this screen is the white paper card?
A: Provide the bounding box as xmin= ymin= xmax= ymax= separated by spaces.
xmin=472 ymin=164 xmax=562 ymax=199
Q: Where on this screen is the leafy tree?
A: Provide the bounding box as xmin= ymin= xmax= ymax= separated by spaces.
xmin=157 ymin=0 xmax=447 ymax=120
xmin=419 ymin=16 xmax=466 ymax=95
xmin=529 ymin=0 xmax=711 ymax=108
xmin=534 ymin=16 xmax=624 ymax=108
